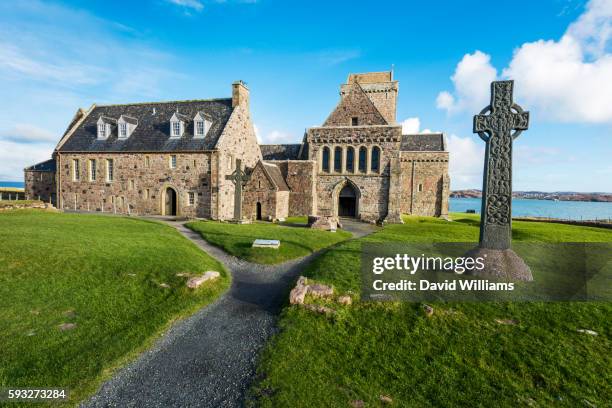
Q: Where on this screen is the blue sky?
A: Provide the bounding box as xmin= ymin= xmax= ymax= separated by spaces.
xmin=0 ymin=0 xmax=610 ymax=192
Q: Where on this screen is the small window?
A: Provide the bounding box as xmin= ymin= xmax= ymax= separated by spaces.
xmin=171 ymin=121 xmax=181 ymax=137
xmin=258 ymin=180 xmax=261 ymax=189
xmin=358 ymin=146 xmax=367 ymax=173
xmin=72 ymin=159 xmax=80 ymax=181
xmin=145 ymin=189 xmax=150 ymax=199
xmin=334 ymin=146 xmax=342 ymax=172
xmin=193 ymin=159 xmax=197 ymax=168
xmin=145 ymin=156 xmax=150 ymax=168
xmin=188 ymin=192 xmax=195 ymax=206
xmin=351 ymin=117 xmax=358 ymax=126
xmin=196 ymin=121 xmax=205 ymax=136
xmin=321 ymin=146 xmax=330 ymax=173
xmin=89 ymin=159 xmax=96 ymax=181
xmin=346 ymin=147 xmax=355 ymax=173
xmin=418 ymin=183 xmax=423 ymax=192
xmin=98 ymin=123 xmax=106 ymax=138
xmin=371 ymin=146 xmax=381 ymax=173
xmin=170 ymin=155 xmax=177 ymax=169
xmin=129 ymin=180 xmax=135 ymax=190
xmin=106 ymin=159 xmax=114 ymax=182
xmin=119 ymin=123 xmax=127 ymax=138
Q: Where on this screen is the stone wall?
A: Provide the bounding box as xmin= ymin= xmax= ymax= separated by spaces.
xmin=243 ymin=162 xmax=277 ymax=220
xmin=56 ymin=152 xmax=212 ymax=217
xmin=307 ymin=125 xmax=402 ymax=222
xmin=214 ymin=104 xmax=262 ymax=220
xmin=323 ymin=84 xmax=388 ymax=126
xmin=341 ymin=81 xmax=398 ymax=124
xmin=399 ymin=151 xmax=449 ymax=217
xmin=24 ymin=170 xmax=56 ymax=204
xmin=271 ymin=160 xmax=317 ymax=216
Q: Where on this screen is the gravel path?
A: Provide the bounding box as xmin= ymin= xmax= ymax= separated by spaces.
xmin=82 ymin=219 xmax=375 ymax=408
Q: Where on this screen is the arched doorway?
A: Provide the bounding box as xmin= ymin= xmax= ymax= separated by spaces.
xmin=256 ymin=202 xmax=262 ymax=220
xmin=338 ymin=184 xmax=357 ymax=217
xmin=164 ymin=187 xmax=177 ymax=216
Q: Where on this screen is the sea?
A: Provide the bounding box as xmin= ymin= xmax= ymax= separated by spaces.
xmin=1 ymin=181 xmax=610 ymax=221
xmin=451 ymin=197 xmax=612 ymax=221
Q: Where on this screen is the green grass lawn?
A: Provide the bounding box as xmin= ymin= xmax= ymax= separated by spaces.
xmin=186 ymin=220 xmax=352 ymax=264
xmin=0 ymin=210 xmax=229 ymax=406
xmin=251 ymin=213 xmax=612 ymax=407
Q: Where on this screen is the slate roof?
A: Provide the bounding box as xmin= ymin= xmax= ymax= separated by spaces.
xmin=58 ymin=99 xmax=234 ymax=152
xmin=25 ymin=158 xmax=56 ymax=172
xmin=260 ymin=144 xmax=302 ymax=160
xmin=262 ymin=162 xmax=289 ymax=191
xmin=400 ymin=133 xmax=446 ymax=152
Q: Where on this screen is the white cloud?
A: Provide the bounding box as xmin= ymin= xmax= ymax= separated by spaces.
xmin=446 ymin=134 xmax=484 ymax=189
xmin=399 ymin=117 xmax=439 ymax=135
xmin=400 ymin=117 xmax=420 ymax=134
xmin=1 ymin=124 xmax=56 ymax=143
xmin=436 ymin=51 xmax=497 ymax=114
xmin=262 ymin=130 xmax=295 ymax=144
xmin=0 ymin=140 xmax=53 ymax=180
xmin=438 ymin=0 xmax=612 ymax=124
xmin=166 ymin=0 xmax=204 ymax=12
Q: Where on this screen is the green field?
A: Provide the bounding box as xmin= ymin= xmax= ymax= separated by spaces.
xmin=186 ymin=220 xmax=352 ymax=264
xmin=0 ymin=211 xmax=229 ymax=405
xmin=251 ymin=214 xmax=612 ymax=407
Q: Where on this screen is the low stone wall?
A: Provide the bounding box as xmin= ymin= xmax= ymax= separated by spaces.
xmin=0 ymin=201 xmax=56 ymax=211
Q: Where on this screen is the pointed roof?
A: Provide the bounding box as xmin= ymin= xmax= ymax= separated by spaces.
xmin=322 ymin=82 xmax=388 ymax=126
xmin=252 ymin=161 xmax=289 ymax=191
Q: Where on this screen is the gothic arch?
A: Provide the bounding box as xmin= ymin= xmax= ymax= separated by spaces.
xmin=332 ymin=177 xmax=361 ymax=218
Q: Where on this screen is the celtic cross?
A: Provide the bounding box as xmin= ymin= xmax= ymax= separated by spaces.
xmin=473 ymin=80 xmax=529 ymax=250
xmin=225 ymin=159 xmax=250 ymax=221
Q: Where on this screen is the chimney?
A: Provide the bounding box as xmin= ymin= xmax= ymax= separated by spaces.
xmin=232 ymin=80 xmax=249 ymax=108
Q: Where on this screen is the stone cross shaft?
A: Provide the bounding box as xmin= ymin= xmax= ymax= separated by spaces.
xmin=473 ymin=80 xmax=529 ymax=250
xmin=225 ymin=159 xmax=250 ymax=221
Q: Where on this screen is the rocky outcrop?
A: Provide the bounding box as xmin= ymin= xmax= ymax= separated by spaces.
xmin=186 ymin=271 xmax=221 ymax=288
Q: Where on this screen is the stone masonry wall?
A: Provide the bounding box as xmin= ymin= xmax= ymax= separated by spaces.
xmin=399 ymin=151 xmax=449 ymax=217
xmin=271 ymin=160 xmax=317 ymax=216
xmin=57 ymin=152 xmax=212 ymax=217
xmin=307 ymin=125 xmax=402 ymax=222
xmin=24 ymin=170 xmax=56 ymax=204
xmin=214 ymin=104 xmax=262 ymax=220
xmin=243 ymin=163 xmax=279 ymax=221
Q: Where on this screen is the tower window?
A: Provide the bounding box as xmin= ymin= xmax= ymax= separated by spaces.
xmin=371 ymin=146 xmax=381 ymax=173
xmin=170 ymin=155 xmax=177 ymax=169
xmin=418 ymin=183 xmax=423 ymax=192
xmin=351 ymin=117 xmax=358 ymax=126
xmin=334 ymin=146 xmax=342 ymax=172
xmin=346 ymin=146 xmax=355 ymax=173
xmin=358 ymin=146 xmax=367 ymax=173
xmin=321 ymin=146 xmax=330 ymax=173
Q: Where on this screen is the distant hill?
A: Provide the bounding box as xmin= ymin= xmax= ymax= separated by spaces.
xmin=451 ymin=190 xmax=612 ymax=202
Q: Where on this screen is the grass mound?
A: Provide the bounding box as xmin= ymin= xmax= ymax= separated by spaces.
xmin=186 ymin=220 xmax=351 ymax=264
xmin=251 ymin=214 xmax=612 ymax=407
xmin=0 ymin=210 xmax=229 ymax=404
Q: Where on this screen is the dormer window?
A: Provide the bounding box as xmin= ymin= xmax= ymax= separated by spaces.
xmin=193 ymin=112 xmax=212 ymax=138
xmin=172 ymin=121 xmax=181 ymax=137
xmin=117 ymin=115 xmax=138 ymax=139
xmin=170 ymin=112 xmax=188 ymax=138
xmin=96 ymin=116 xmax=116 ymax=139
xmin=98 ymin=123 xmax=106 ymax=138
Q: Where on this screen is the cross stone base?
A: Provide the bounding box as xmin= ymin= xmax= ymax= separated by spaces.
xmin=464 ymin=247 xmax=533 ymax=282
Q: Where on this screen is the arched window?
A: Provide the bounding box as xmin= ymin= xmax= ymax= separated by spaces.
xmin=358 ymin=146 xmax=367 ymax=173
xmin=334 ymin=146 xmax=342 ymax=172
xmin=346 ymin=146 xmax=355 ymax=173
xmin=322 ymin=146 xmax=330 ymax=173
xmin=371 ymin=146 xmax=381 ymax=173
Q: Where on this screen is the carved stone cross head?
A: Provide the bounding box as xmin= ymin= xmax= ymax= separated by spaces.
xmin=473 ymin=80 xmax=529 ymax=143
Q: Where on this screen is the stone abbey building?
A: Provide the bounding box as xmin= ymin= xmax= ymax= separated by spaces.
xmin=25 ymin=72 xmax=449 ymax=223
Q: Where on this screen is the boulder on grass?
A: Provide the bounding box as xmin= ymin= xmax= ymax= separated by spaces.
xmin=187 ymin=271 xmax=220 ymax=288
xmin=289 ymin=276 xmax=308 ymax=305
xmin=308 ymin=283 xmax=333 ymax=298
xmin=337 ymin=295 xmax=352 ymax=305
